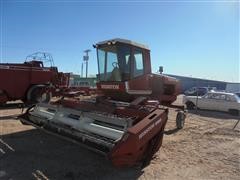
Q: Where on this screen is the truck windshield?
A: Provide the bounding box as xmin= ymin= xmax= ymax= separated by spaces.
xmin=97 ymin=45 xmax=131 ymax=82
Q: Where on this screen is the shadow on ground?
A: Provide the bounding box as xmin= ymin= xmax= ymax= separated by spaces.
xmin=164 ymin=128 xmax=180 ymax=135
xmin=0 ymin=114 xmax=20 ymax=121
xmin=0 ymin=129 xmax=144 ymax=180
xmin=188 ymin=109 xmax=239 ymax=120
xmin=0 ymin=103 xmax=25 ymax=110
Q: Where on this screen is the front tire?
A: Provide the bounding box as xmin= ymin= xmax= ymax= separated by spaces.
xmin=186 ymin=101 xmax=195 ymax=110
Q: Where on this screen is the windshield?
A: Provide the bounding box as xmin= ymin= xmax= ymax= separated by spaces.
xmin=97 ymin=45 xmax=131 ymax=82
xmin=234 ymin=94 xmax=240 ymax=102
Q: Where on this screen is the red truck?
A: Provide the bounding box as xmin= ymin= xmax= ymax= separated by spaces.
xmin=0 ymin=52 xmax=69 ymax=104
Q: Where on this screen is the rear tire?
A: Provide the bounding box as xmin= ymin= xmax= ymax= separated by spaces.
xmin=27 ymin=85 xmax=51 ymax=104
xmin=186 ymin=101 xmax=195 ymax=110
xmin=229 ymin=109 xmax=239 ymax=116
xmin=176 ymin=111 xmax=185 ymax=129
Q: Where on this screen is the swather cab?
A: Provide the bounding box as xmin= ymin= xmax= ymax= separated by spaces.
xmin=95 ymin=38 xmax=181 ymax=104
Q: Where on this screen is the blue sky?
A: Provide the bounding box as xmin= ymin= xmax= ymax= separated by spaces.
xmin=1 ymin=0 xmax=239 ymax=82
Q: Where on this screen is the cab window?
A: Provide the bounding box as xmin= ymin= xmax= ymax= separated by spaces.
xmin=133 ymin=49 xmax=144 ymax=78
xmin=118 ymin=45 xmax=131 ymax=80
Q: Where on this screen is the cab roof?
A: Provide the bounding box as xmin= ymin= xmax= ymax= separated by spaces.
xmin=95 ymin=38 xmax=150 ymax=50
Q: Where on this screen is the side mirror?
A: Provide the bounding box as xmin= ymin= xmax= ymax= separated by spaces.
xmin=159 ymin=66 xmax=163 ymax=74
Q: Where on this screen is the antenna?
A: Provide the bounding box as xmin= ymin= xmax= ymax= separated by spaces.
xmin=83 ymin=49 xmax=91 ymax=78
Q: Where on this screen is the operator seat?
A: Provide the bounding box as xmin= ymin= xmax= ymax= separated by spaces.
xmin=110 ymin=66 xmax=121 ymax=81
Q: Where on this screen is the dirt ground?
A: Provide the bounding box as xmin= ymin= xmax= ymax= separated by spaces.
xmin=0 ymin=98 xmax=239 ymax=180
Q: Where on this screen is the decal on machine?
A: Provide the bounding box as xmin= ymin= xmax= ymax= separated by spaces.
xmin=0 ymin=65 xmax=9 ymax=69
xmin=139 ymin=118 xmax=162 ymax=139
xmin=101 ymin=84 xmax=119 ymax=90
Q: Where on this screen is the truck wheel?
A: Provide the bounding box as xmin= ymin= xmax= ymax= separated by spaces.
xmin=27 ymin=85 xmax=51 ymax=104
xmin=186 ymin=101 xmax=195 ymax=110
xmin=229 ymin=109 xmax=239 ymax=116
xmin=176 ymin=111 xmax=185 ymax=129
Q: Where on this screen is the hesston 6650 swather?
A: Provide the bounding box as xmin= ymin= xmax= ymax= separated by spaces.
xmin=19 ymin=39 xmax=186 ymax=167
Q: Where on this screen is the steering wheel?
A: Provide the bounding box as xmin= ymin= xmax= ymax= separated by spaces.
xmin=112 ymin=62 xmax=119 ymax=68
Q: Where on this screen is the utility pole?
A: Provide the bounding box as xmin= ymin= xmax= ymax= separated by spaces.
xmin=195 ymin=79 xmax=199 ymax=114
xmin=83 ymin=49 xmax=91 ymax=78
xmin=81 ymin=62 xmax=84 ymax=77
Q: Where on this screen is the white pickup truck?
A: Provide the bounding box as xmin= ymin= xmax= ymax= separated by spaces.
xmin=183 ymin=91 xmax=240 ymax=116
